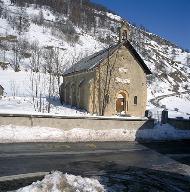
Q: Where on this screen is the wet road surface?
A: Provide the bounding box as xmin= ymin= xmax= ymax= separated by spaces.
xmin=0 ymin=141 xmax=190 ymax=191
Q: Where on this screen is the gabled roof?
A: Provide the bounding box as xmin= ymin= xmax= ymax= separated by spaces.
xmin=124 ymin=41 xmax=152 ymax=74
xmin=63 ymin=40 xmax=151 ymax=76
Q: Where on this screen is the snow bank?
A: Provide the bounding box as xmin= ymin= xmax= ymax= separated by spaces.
xmin=0 ymin=125 xmax=136 ymax=143
xmin=14 ymin=171 xmax=105 ymax=192
xmin=137 ymin=123 xmax=190 ymax=141
xmin=0 ymin=123 xmax=190 ymax=143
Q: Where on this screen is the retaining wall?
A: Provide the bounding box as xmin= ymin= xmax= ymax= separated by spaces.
xmin=0 ymin=114 xmax=154 ymax=131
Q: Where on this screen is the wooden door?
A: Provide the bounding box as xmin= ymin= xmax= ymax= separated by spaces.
xmin=116 ymin=98 xmax=125 ymax=113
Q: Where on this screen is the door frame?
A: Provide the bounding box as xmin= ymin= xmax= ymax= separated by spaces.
xmin=115 ymin=91 xmax=129 ymax=114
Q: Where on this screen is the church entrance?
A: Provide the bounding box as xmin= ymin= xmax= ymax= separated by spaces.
xmin=116 ymin=92 xmax=128 ymax=114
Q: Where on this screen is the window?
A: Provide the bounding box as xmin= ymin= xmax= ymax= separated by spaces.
xmin=134 ymin=96 xmax=137 ymax=105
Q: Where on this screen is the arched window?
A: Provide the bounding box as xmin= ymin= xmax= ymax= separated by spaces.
xmin=71 ymin=83 xmax=77 ymax=106
xmin=134 ymin=96 xmax=138 ymax=105
xmin=78 ymin=79 xmax=85 ymax=109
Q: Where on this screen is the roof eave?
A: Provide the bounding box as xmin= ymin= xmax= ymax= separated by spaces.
xmin=124 ymin=41 xmax=152 ymax=75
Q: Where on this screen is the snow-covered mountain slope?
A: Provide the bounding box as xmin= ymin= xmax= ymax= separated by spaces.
xmin=128 ymin=27 xmax=190 ymax=118
xmin=0 ymin=0 xmax=107 ymax=69
xmin=0 ymin=0 xmax=189 ymax=118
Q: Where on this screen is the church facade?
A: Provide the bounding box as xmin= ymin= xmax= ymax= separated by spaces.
xmin=60 ymin=28 xmax=151 ymax=117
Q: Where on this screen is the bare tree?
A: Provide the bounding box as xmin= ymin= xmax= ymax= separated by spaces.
xmin=8 ymin=7 xmax=30 ymax=35
xmin=12 ymin=40 xmax=20 ymax=72
xmin=43 ymin=47 xmax=55 ymax=113
xmin=10 ymin=80 xmax=19 ymax=97
xmin=53 ymin=47 xmax=63 ymax=90
xmin=99 ymin=48 xmax=120 ymax=116
xmin=29 ymin=40 xmax=45 ymax=112
xmin=30 ymin=41 xmax=41 ymax=73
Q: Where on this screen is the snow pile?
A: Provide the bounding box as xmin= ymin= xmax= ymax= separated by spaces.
xmin=0 ymin=125 xmax=65 ymax=143
xmin=137 ymin=123 xmax=190 ymax=141
xmin=0 ymin=125 xmax=136 ymax=143
xmin=14 ymin=171 xmax=105 ymax=192
xmin=0 ymin=123 xmax=190 ymax=143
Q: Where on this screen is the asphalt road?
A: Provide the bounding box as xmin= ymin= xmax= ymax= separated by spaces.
xmin=0 ymin=141 xmax=190 ymax=178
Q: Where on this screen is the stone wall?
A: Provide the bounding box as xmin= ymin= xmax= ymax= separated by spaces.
xmin=0 ymin=114 xmax=154 ymax=130
xmin=61 ymin=71 xmax=95 ymax=112
xmin=96 ymin=45 xmax=147 ymax=116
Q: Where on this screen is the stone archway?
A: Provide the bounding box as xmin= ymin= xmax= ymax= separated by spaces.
xmin=116 ymin=91 xmax=128 ymax=114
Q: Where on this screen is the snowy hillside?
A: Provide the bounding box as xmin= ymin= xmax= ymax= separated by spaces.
xmin=129 ymin=27 xmax=190 ymax=118
xmin=0 ymin=0 xmax=108 ymax=115
xmin=0 ymin=0 xmax=189 ymax=118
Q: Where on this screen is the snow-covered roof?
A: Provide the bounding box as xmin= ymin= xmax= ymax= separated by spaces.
xmin=63 ymin=40 xmax=152 ymax=76
xmin=63 ymin=43 xmax=121 ymax=76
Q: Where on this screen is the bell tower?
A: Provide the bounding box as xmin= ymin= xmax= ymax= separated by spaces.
xmin=119 ymin=22 xmax=130 ymax=42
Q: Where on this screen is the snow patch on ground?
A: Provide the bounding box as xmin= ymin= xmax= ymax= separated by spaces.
xmin=0 ymin=70 xmax=31 ymax=97
xmin=0 ymin=125 xmax=136 ymax=143
xmin=0 ymin=123 xmax=190 ymax=143
xmin=159 ymin=95 xmax=190 ymax=114
xmin=147 ymin=92 xmax=190 ymax=119
xmin=13 ymin=171 xmax=105 ymax=192
xmin=0 ymin=96 xmax=88 ymax=116
xmin=137 ymin=123 xmax=190 ymax=141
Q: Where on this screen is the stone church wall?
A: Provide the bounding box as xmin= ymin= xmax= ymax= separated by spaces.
xmin=60 ymin=45 xmax=148 ymax=117
xmin=94 ymin=45 xmax=147 ymax=117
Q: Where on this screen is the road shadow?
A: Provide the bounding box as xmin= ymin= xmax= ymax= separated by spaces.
xmin=138 ymin=140 xmax=190 ymax=166
xmin=134 ymin=119 xmax=190 ymax=166
xmin=99 ymin=166 xmax=190 ymax=192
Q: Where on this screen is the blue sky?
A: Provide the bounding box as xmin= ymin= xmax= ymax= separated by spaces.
xmin=92 ymin=0 xmax=190 ymax=50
